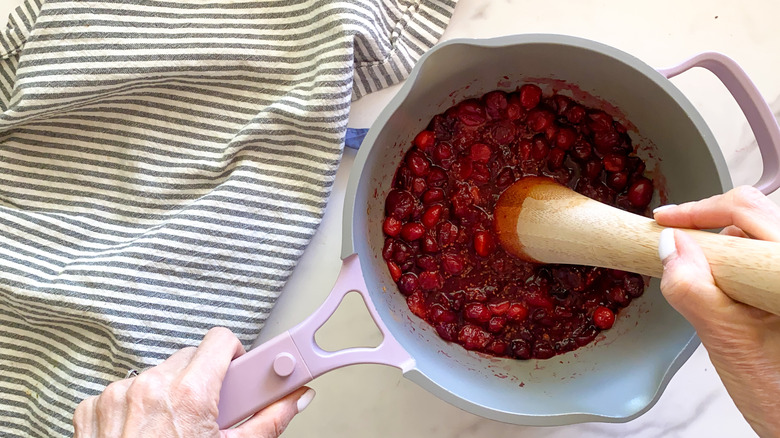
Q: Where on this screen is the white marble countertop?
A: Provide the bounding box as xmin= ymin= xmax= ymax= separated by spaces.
xmin=3 ymin=0 xmax=777 ymax=436
xmin=262 ymin=1 xmax=780 ymax=437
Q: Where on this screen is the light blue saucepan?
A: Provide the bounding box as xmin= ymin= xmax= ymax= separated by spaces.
xmin=216 ymin=34 xmax=780 ymax=428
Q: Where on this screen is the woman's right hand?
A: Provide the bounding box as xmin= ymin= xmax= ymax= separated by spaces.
xmin=655 ymin=186 xmax=780 ymax=438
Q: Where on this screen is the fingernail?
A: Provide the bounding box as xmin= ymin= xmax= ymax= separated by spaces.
xmin=652 ymin=204 xmax=677 ymax=215
xmin=297 ymin=388 xmax=316 ymax=413
xmin=658 ymin=228 xmax=677 ymax=263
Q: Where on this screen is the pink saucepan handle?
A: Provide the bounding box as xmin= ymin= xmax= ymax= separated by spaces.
xmin=215 ymin=254 xmax=414 ymax=429
xmin=658 ymin=52 xmax=780 ymax=195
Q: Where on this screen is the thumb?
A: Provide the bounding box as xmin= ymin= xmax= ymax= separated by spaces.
xmin=221 ymin=387 xmax=315 ymax=438
xmin=658 ymin=228 xmax=733 ymax=328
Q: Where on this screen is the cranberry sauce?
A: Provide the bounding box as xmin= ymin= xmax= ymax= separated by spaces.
xmin=382 ymin=85 xmax=652 ymax=360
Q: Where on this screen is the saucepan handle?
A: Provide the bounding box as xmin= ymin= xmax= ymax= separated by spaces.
xmin=216 ymin=254 xmax=414 ymax=429
xmin=658 ymin=52 xmax=780 ymax=195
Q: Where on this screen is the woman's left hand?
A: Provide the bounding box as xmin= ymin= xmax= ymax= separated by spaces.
xmin=73 ymin=327 xmax=314 ymax=438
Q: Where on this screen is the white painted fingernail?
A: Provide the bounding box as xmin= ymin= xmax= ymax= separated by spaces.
xmin=652 ymin=204 xmax=677 ymax=215
xmin=658 ymin=228 xmax=677 ymax=262
xmin=296 ymin=388 xmax=316 ymax=413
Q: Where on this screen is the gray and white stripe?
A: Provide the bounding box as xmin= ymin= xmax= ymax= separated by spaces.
xmin=0 ymin=0 xmax=456 ymax=435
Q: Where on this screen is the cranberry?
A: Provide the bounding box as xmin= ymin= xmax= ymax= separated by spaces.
xmin=627 ymin=177 xmax=654 ymax=208
xmin=422 ymin=233 xmax=439 ymax=253
xmin=484 ymin=90 xmax=508 ymax=119
xmin=510 ymin=339 xmax=531 ymax=359
xmin=407 ymin=150 xmax=431 ymax=177
xmin=441 ymin=251 xmax=466 ymax=275
xmin=433 ymin=142 xmax=455 ymax=168
xmin=410 ymin=177 xmax=426 ymax=196
xmin=464 ymin=302 xmax=491 ymax=323
xmin=437 ymin=221 xmax=458 ymax=247
xmin=415 ymin=254 xmax=438 ymax=271
xmin=548 ymin=148 xmax=566 ymax=170
xmin=428 ymin=304 xmax=456 ymax=323
xmin=458 ymin=324 xmax=492 ymax=350
xmin=531 ymin=135 xmax=549 ymax=160
xmin=473 ymin=230 xmax=496 ymax=257
xmin=495 ymin=167 xmax=515 ymax=189
xmin=469 ymin=143 xmax=492 ymax=162
xmin=421 ymin=205 xmax=443 ymax=229
xmin=382 ymin=238 xmax=395 ymax=261
xmin=627 ymin=156 xmax=646 ymax=178
xmin=387 ymin=261 xmax=402 ymax=282
xmin=413 ymin=130 xmax=435 ymax=151
xmin=517 ymin=139 xmax=533 ymax=161
xmin=487 ymin=339 xmax=508 ymax=355
xmin=488 ymin=301 xmax=510 ymax=316
xmin=553 ymin=95 xmax=572 ymax=115
xmin=583 ymin=160 xmax=603 ymax=179
xmin=588 ymin=111 xmax=613 ymax=132
xmin=470 ymin=162 xmax=491 ymax=185
xmin=571 ymin=139 xmax=592 ymax=161
xmin=574 ymin=325 xmax=598 ymax=346
xmin=593 ymin=306 xmax=616 ymax=329
xmin=624 ymin=274 xmax=645 ymax=298
xmin=426 ymin=167 xmax=447 ymax=187
xmin=436 ymin=322 xmax=458 ymax=341
xmin=397 ymin=273 xmax=418 ymax=296
xmin=382 ymin=216 xmax=402 ymax=237
xmin=457 ymin=100 xmax=487 ymax=126
xmin=506 ymin=102 xmax=522 ymax=121
xmin=603 ymin=153 xmax=626 ymax=172
xmin=555 ymin=338 xmax=577 ymax=353
xmin=407 ymin=291 xmax=427 ymax=318
xmin=488 ymin=316 xmax=507 ymax=333
xmin=420 ymin=191 xmax=443 ymax=208
xmin=554 ymin=127 xmax=576 ymax=150
xmin=565 ymin=105 xmax=586 ymax=124
xmin=400 ymin=222 xmax=425 ymax=241
xmin=606 ymin=171 xmax=629 ymax=190
xmin=609 ymin=285 xmax=630 ymax=307
xmin=452 ymin=157 xmax=473 ymax=180
xmin=553 ymin=267 xmax=585 ymax=292
xmin=429 ymin=114 xmax=454 ymax=141
xmin=527 ymin=109 xmax=554 ymax=132
xmin=519 ymin=84 xmax=542 ymax=109
xmin=385 ymin=189 xmax=416 ymax=220
xmin=506 ymin=302 xmax=529 ymax=321
xmin=390 ymin=241 xmax=411 ymax=264
xmin=593 ymin=130 xmax=621 ymax=154
xmin=488 ymin=120 xmax=516 ymax=145
xmin=534 ymin=341 xmax=556 ymax=359
xmin=525 ymin=287 xmax=554 ymax=309
xmin=419 ymin=270 xmax=444 ymax=291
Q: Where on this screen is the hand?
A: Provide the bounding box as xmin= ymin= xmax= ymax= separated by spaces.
xmin=73 ymin=327 xmax=315 ymax=438
xmin=655 ymin=186 xmax=780 ymax=438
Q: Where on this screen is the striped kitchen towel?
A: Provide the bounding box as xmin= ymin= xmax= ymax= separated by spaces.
xmin=0 ymin=0 xmax=457 ymax=436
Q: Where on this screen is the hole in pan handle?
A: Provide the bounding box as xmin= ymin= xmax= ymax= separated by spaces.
xmin=216 ymin=254 xmax=415 ymax=429
xmin=658 ymin=52 xmax=780 ymax=196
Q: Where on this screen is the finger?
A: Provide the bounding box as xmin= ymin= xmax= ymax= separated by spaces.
xmin=221 ymin=387 xmax=314 ymax=438
xmin=183 ymin=327 xmax=245 ymax=394
xmin=720 ymin=225 xmax=749 ymax=238
xmin=73 ymin=396 xmax=98 ymax=438
xmin=94 ymin=378 xmax=134 ymax=437
xmin=653 ymin=186 xmax=780 ymax=241
xmin=659 ymin=229 xmax=736 ymax=327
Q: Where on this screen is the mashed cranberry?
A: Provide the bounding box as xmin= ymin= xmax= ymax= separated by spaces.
xmin=382 ymin=85 xmax=652 ymax=360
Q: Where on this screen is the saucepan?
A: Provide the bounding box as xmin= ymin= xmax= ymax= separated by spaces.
xmin=215 ymin=34 xmax=780 ymax=428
